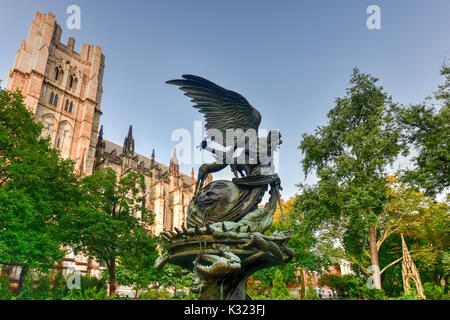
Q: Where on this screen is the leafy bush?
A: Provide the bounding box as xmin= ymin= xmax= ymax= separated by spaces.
xmin=361 ymin=288 xmax=385 ymax=300
xmin=139 ymin=288 xmax=172 ymax=300
xmin=0 ymin=273 xmax=13 ymax=300
xmin=63 ymin=287 xmax=108 ymax=300
xmin=423 ymin=282 xmax=449 ymax=300
xmin=62 ymin=274 xmax=108 ymax=300
xmin=50 ymin=272 xmax=68 ymax=300
xmin=16 ymin=273 xmax=51 ymax=300
xmin=318 ymin=274 xmax=366 ymax=299
xmin=270 ymin=269 xmax=290 ymax=300
xmin=304 ymin=278 xmax=320 ymax=300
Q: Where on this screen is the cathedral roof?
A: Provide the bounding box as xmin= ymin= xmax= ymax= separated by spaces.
xmin=103 ymin=139 xmax=194 ymax=186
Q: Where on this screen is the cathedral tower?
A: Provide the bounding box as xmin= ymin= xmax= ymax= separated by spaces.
xmin=6 ymin=12 xmax=105 ymax=175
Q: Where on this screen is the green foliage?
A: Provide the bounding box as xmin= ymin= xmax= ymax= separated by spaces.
xmin=139 ymin=287 xmax=172 ymax=300
xmin=270 ymin=269 xmax=290 ymax=300
xmin=115 ymin=233 xmax=160 ymax=295
xmin=397 ymin=62 xmax=450 ymax=197
xmin=318 ymin=274 xmax=366 ymax=299
xmin=423 ymin=282 xmax=449 ymax=300
xmin=0 ymin=272 xmax=13 ymax=300
xmin=16 ymin=273 xmax=51 ymax=300
xmin=50 ymin=272 xmax=68 ymax=300
xmin=56 ymin=273 xmax=107 ymax=300
xmin=298 ymin=68 xmax=410 ymax=288
xmin=0 ymin=89 xmax=78 ymax=274
xmin=361 ymin=288 xmax=386 ymax=300
xmin=63 ymin=287 xmax=108 ymax=300
xmin=304 ymin=278 xmax=320 ymax=300
xmin=60 ymin=167 xmax=154 ymax=296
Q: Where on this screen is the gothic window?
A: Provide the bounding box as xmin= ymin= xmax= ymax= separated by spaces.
xmin=55 ymin=121 xmax=73 ymax=158
xmin=64 ymin=99 xmax=69 ymax=111
xmin=53 ymin=94 xmax=59 ymax=106
xmin=55 ymin=68 xmax=60 ymax=81
xmin=69 ymin=75 xmax=77 ymax=89
xmin=49 ymin=92 xmax=54 ymax=105
xmin=41 ymin=114 xmax=56 ymax=141
xmin=69 ymin=101 xmax=73 ymax=113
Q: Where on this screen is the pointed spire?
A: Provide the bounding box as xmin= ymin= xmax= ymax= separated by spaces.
xmin=171 ymin=148 xmax=178 ymax=164
xmin=97 ymin=125 xmax=104 ymax=147
xmin=123 ymin=125 xmax=135 ymax=155
xmin=150 ymin=149 xmax=155 ymax=167
xmin=169 ymin=148 xmax=179 ymax=175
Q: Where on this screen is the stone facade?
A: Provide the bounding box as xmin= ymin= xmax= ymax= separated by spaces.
xmin=5 ymin=12 xmax=209 ymax=284
xmin=6 ymin=12 xmax=104 ymax=176
xmin=95 ymin=125 xmax=211 ymax=235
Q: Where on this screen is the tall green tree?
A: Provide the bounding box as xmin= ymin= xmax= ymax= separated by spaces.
xmin=270 ymin=269 xmax=290 ymax=300
xmin=398 ymin=62 xmax=449 ymax=197
xmin=299 ymin=68 xmax=405 ymax=289
xmin=0 ymin=89 xmax=78 ymax=291
xmin=60 ymin=167 xmax=154 ymax=296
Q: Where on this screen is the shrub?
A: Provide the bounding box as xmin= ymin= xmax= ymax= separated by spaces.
xmin=423 ymin=282 xmax=449 ymax=300
xmin=63 ymin=287 xmax=108 ymax=300
xmin=16 ymin=272 xmax=51 ymax=300
xmin=270 ymin=269 xmax=290 ymax=300
xmin=361 ymin=288 xmax=385 ymax=300
xmin=139 ymin=288 xmax=172 ymax=300
xmin=0 ymin=272 xmax=13 ymax=300
xmin=304 ymin=278 xmax=320 ymax=300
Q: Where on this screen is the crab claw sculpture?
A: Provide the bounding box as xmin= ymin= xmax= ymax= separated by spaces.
xmin=155 ymin=75 xmax=292 ymax=300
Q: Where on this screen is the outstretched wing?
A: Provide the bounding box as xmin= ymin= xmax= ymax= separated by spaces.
xmin=167 ymin=75 xmax=261 ymax=144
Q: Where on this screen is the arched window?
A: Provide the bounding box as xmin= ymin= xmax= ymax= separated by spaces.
xmin=69 ymin=75 xmax=77 ymax=89
xmin=65 ymin=99 xmax=69 ymax=111
xmin=41 ymin=114 xmax=56 ymax=141
xmin=49 ymin=92 xmax=54 ymax=105
xmin=55 ymin=68 xmax=60 ymax=81
xmin=53 ymin=94 xmax=58 ymax=106
xmin=55 ymin=121 xmax=72 ymax=158
xmin=69 ymin=101 xmax=73 ymax=113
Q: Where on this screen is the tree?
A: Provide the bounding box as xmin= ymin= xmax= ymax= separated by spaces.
xmin=61 ymin=167 xmax=154 ymax=296
xmin=299 ymin=68 xmax=405 ymax=289
xmin=304 ymin=277 xmax=320 ymax=300
xmin=0 ymin=89 xmax=79 ymax=291
xmin=398 ymin=62 xmax=450 ymax=197
xmin=115 ymin=233 xmax=160 ymax=298
xmin=273 ymin=197 xmax=296 ymax=223
xmin=256 ymin=195 xmax=333 ymax=299
xmin=270 ymin=269 xmax=290 ymax=300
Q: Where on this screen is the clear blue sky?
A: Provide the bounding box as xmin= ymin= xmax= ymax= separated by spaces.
xmin=1 ymin=0 xmax=449 ymax=199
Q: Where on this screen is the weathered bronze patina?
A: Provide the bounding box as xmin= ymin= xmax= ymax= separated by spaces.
xmin=155 ymin=75 xmax=292 ymax=300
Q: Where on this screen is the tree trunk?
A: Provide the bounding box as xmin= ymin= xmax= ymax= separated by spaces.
xmin=369 ymin=224 xmax=382 ymax=289
xmin=18 ymin=266 xmax=28 ymax=293
xmin=299 ymin=267 xmax=306 ymax=299
xmin=108 ymin=259 xmax=117 ymax=297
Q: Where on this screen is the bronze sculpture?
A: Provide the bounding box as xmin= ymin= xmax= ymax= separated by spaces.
xmin=154 ymin=75 xmax=292 ymax=300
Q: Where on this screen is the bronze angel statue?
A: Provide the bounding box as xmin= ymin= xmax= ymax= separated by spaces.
xmin=167 ymin=74 xmax=283 ymax=198
xmin=156 ymin=75 xmax=291 ymax=300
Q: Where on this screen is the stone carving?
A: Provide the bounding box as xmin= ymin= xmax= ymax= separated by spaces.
xmin=155 ymin=75 xmax=292 ymax=300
